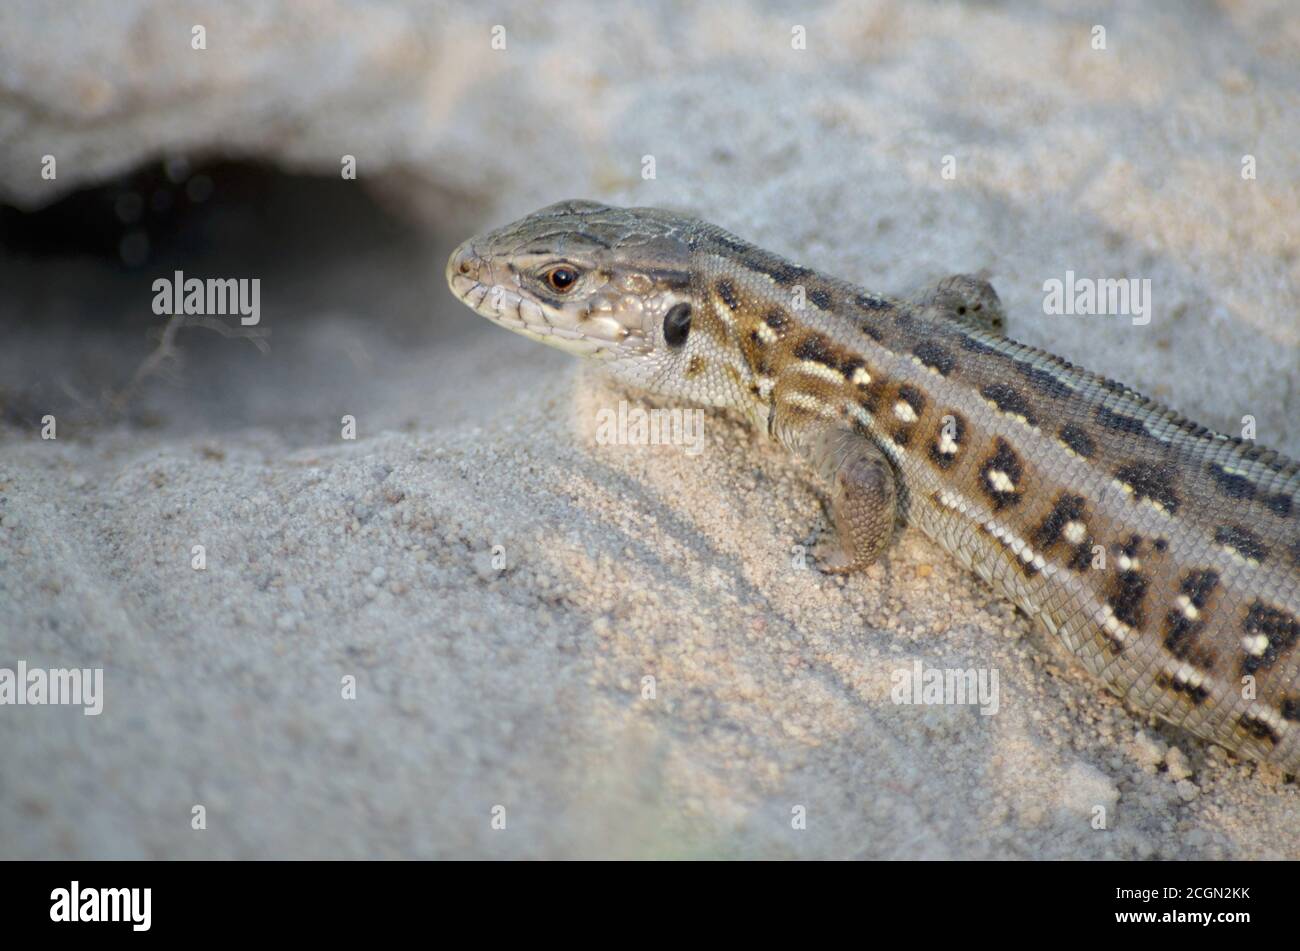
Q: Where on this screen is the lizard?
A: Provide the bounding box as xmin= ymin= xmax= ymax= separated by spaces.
xmin=446 ymin=198 xmax=1300 ymax=775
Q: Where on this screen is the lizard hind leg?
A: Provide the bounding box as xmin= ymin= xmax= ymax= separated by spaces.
xmin=806 ymin=425 xmax=898 ymax=574
xmin=909 ymin=272 xmax=1006 ymax=335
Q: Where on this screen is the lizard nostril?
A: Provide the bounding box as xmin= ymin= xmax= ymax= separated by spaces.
xmin=450 ymin=244 xmax=481 ymax=282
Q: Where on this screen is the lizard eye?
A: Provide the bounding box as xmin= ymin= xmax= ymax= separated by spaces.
xmin=663 ymin=302 xmax=692 ymax=347
xmin=545 ymin=266 xmax=579 ymax=292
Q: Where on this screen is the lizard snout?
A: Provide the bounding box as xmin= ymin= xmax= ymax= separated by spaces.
xmin=447 ymin=240 xmax=482 ymax=286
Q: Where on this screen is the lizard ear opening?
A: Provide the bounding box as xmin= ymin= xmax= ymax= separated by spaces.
xmin=663 ymin=302 xmax=692 ymax=347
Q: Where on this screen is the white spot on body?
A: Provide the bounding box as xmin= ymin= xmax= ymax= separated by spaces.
xmin=1174 ymin=595 xmax=1200 ymax=621
xmin=793 ymin=360 xmax=845 ymax=385
xmin=987 ymin=469 xmax=1016 ymax=493
xmin=1097 ymin=605 xmax=1133 ymax=644
xmin=1242 ymin=633 xmax=1270 ymax=656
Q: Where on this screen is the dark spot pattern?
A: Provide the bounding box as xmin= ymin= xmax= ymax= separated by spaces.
xmin=981 ymin=383 xmax=1038 ymax=425
xmin=1034 ymin=494 xmax=1086 ymax=548
xmin=1265 ymin=493 xmax=1293 ymax=518
xmin=928 ymin=412 xmax=966 ymax=470
xmin=1180 ymin=569 xmax=1220 ymax=610
xmin=912 ymin=341 xmax=957 ymax=376
xmin=793 ymin=333 xmax=839 ymax=369
xmin=1118 ymin=535 xmax=1142 ymax=560
xmin=840 ymin=357 xmax=867 ymax=386
xmin=808 ymin=288 xmax=833 ymax=310
xmin=1155 ymin=672 xmax=1209 ymax=705
xmin=897 ymin=384 xmax=926 ymax=416
xmin=1108 ymin=569 xmax=1149 ymax=628
xmin=858 ymin=378 xmax=889 ymax=413
xmin=715 ymin=279 xmax=739 ymax=310
xmin=751 ymin=259 xmax=815 ymax=287
xmin=1096 ymin=405 xmax=1150 ymax=437
xmin=1215 ymin=525 xmax=1268 ymax=563
xmin=1163 ymin=570 xmax=1219 ymax=669
xmin=979 ymin=438 xmax=1024 ymax=510
xmin=764 ymin=309 xmax=789 ymax=331
xmin=1067 ymin=541 xmax=1096 ymax=573
xmin=1241 ymin=601 xmax=1300 ymax=675
xmin=1059 ymin=424 xmax=1096 ymax=458
xmin=1239 ymin=713 xmax=1281 ymax=747
xmin=1283 ymin=698 xmax=1300 ymax=721
xmin=959 ymin=334 xmax=998 ymax=356
xmin=855 ymin=294 xmax=892 ymax=311
xmin=1207 ymin=462 xmax=1256 ymax=500
xmin=1115 ymin=461 xmax=1180 ymax=514
xmin=1014 ymin=360 xmax=1075 ymax=399
xmin=890 ymin=385 xmax=926 ymax=448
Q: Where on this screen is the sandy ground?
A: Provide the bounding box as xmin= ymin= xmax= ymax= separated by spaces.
xmin=1 ymin=0 xmax=1299 ymax=858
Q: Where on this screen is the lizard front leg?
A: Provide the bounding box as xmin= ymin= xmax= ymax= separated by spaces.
xmin=802 ymin=423 xmax=898 ymax=573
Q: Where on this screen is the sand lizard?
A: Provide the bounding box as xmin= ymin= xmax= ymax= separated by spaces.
xmin=447 ymin=199 xmax=1300 ymax=774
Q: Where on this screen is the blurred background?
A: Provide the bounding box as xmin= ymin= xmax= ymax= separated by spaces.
xmin=1 ymin=1 xmax=1297 ymax=859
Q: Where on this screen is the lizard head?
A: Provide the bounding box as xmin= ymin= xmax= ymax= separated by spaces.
xmin=448 ymin=200 xmax=738 ymax=402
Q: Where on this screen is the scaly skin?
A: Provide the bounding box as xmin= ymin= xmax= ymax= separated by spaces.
xmin=447 ymin=199 xmax=1300 ymax=773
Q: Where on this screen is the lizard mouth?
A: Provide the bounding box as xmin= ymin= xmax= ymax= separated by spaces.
xmin=445 ymin=243 xmax=644 ymax=359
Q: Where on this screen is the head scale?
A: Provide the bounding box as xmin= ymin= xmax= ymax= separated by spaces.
xmin=447 ymin=200 xmax=736 ymax=402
